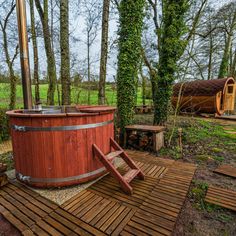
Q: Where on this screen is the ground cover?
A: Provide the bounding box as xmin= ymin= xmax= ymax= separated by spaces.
xmin=1 ymin=113 xmax=236 ymax=235
xmin=134 ymin=114 xmax=236 ymax=236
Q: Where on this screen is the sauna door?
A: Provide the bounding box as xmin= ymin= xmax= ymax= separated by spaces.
xmin=224 ymin=84 xmax=236 ymax=111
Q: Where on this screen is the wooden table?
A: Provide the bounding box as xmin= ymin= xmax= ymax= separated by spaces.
xmin=125 ymin=125 xmax=166 ymax=152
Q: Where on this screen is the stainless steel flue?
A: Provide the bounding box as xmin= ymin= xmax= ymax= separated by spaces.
xmin=16 ymin=0 xmax=33 ymax=109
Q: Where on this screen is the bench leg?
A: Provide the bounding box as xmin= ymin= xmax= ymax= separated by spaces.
xmin=153 ymin=132 xmax=164 ymax=152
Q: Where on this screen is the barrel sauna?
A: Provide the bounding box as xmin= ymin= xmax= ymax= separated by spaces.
xmin=172 ymin=77 xmax=236 ymax=115
xmin=6 ymin=106 xmax=116 ymax=187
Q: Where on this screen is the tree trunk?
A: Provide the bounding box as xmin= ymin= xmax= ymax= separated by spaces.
xmin=142 ymin=76 xmax=146 ymax=106
xmin=35 ymin=0 xmax=56 ymax=105
xmin=87 ymin=31 xmax=91 ymax=105
xmin=207 ymin=26 xmax=213 ymax=80
xmin=139 ymin=63 xmax=147 ymax=106
xmin=29 ymin=0 xmax=40 ymax=104
xmin=230 ymin=49 xmax=236 ymax=78
xmin=60 ymin=0 xmax=71 ymax=105
xmin=2 ymin=30 xmax=16 ymax=110
xmin=117 ymin=0 xmax=145 ymax=144
xmin=98 ymin=0 xmax=110 ymax=105
xmin=153 ymin=0 xmax=189 ymax=125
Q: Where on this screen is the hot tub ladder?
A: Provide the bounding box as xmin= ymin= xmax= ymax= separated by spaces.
xmin=92 ymin=138 xmax=145 ymax=195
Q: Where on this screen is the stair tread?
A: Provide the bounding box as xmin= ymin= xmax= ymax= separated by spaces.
xmin=123 ymin=169 xmax=140 ymax=183
xmin=106 ymin=150 xmax=123 ymax=161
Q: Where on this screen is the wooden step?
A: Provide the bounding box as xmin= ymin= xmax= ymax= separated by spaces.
xmin=123 ymin=169 xmax=140 ymax=183
xmin=93 ymin=138 xmax=144 ymax=195
xmin=106 ymin=151 xmax=123 ymax=161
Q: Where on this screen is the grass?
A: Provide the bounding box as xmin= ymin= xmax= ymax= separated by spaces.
xmin=134 ymin=114 xmax=236 ymax=161
xmin=189 ymin=180 xmax=222 ymax=213
xmin=0 ymin=83 xmax=152 ymax=108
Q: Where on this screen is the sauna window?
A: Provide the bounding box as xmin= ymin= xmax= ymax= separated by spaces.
xmin=227 ymin=86 xmax=234 ymax=94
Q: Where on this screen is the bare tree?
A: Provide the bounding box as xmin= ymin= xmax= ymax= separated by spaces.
xmin=35 ymin=0 xmax=57 ymax=105
xmin=0 ymin=0 xmax=19 ymax=109
xmin=82 ymin=0 xmax=102 ymax=105
xmin=29 ymin=0 xmax=40 ymax=103
xmin=218 ymin=2 xmax=236 ymax=78
xmin=98 ymin=0 xmax=110 ymax=105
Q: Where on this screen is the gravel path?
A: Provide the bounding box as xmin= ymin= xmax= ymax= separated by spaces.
xmin=6 ymin=158 xmax=125 ymax=205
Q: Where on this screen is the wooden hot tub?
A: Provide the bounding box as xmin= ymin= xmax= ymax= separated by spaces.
xmin=6 ymin=106 xmax=116 ymax=187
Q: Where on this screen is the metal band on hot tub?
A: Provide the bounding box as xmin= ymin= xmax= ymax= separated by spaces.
xmin=16 ymin=167 xmax=106 ymax=183
xmin=12 ymin=119 xmax=113 ymax=132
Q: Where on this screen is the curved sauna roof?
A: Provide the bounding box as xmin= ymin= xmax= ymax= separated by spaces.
xmin=173 ymin=77 xmax=235 ymax=97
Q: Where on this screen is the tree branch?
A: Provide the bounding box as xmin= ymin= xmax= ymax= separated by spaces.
xmin=186 ymin=0 xmax=207 ymax=43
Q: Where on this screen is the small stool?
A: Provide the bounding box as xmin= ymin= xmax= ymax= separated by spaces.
xmin=125 ymin=125 xmax=166 ymax=152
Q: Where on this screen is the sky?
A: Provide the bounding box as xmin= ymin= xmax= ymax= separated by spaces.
xmin=0 ymin=0 xmax=234 ymax=82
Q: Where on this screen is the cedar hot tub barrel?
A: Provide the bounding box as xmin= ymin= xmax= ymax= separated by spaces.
xmin=6 ymin=106 xmax=116 ymax=187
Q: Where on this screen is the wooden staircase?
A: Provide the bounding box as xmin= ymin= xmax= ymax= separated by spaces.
xmin=93 ymin=138 xmax=145 ymax=195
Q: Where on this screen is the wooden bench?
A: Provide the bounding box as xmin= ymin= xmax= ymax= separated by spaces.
xmin=0 ymin=163 xmax=8 ymax=187
xmin=125 ymin=125 xmax=166 ymax=152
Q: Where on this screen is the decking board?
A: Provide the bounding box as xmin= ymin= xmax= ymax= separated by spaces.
xmin=0 ymin=183 xmax=105 ymax=235
xmin=0 ymin=150 xmax=196 ymax=235
xmin=205 ymin=185 xmax=236 ymax=211
xmin=214 ymin=164 xmax=236 ymax=178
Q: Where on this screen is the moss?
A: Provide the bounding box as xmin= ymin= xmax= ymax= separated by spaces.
xmin=195 ymin=155 xmax=211 ymax=163
xmin=189 ymin=180 xmax=224 ymax=212
xmin=211 ymin=147 xmax=223 ymax=153
xmin=213 ymin=156 xmax=225 ymax=163
xmin=189 ymin=180 xmax=208 ymax=210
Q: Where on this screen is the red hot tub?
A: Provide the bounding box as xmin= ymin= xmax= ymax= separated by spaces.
xmin=6 ymin=106 xmax=116 ymax=187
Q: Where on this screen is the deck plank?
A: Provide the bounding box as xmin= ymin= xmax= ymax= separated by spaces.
xmin=214 ymin=164 xmax=236 ymax=178
xmin=0 ymin=150 xmax=196 ymax=236
xmin=205 ymin=186 xmax=236 ymax=211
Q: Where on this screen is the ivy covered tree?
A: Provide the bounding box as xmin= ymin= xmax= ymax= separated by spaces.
xmin=116 ymin=0 xmax=145 ymax=142
xmin=153 ymin=0 xmax=190 ymax=125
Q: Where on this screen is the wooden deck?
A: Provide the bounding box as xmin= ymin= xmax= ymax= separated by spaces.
xmin=217 ymin=115 xmax=236 ymax=121
xmin=0 ymin=150 xmax=196 ymax=235
xmin=205 ymin=186 xmax=236 ymax=212
xmin=214 ymin=164 xmax=236 ymax=178
xmin=0 ymin=182 xmax=105 ymax=235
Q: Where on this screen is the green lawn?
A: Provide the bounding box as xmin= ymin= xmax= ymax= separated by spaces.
xmin=0 ymin=83 xmax=152 ymax=108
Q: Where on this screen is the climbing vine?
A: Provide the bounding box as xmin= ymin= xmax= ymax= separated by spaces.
xmin=117 ymin=0 xmax=145 ymax=143
xmin=153 ymin=0 xmax=189 ymax=125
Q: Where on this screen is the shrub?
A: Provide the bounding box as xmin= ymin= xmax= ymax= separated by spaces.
xmin=0 ymin=108 xmax=10 ymax=143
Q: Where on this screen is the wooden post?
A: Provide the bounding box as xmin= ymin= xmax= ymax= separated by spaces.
xmin=16 ymin=0 xmax=33 ymax=109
